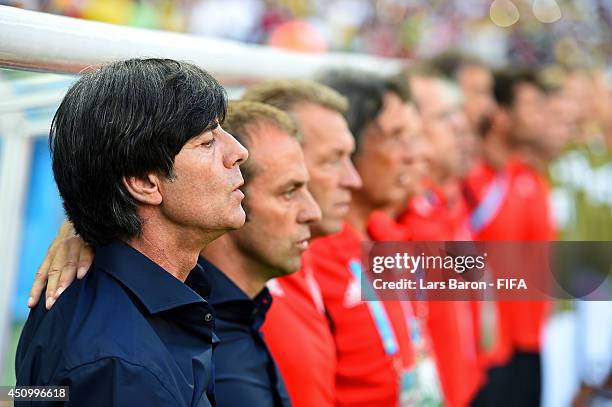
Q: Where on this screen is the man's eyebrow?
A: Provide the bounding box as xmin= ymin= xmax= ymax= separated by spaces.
xmin=190 ymin=132 xmax=211 ymax=142
xmin=322 ymin=148 xmax=344 ymax=158
xmin=188 ymin=127 xmax=218 ymax=145
xmin=277 ymin=177 xmax=308 ymax=190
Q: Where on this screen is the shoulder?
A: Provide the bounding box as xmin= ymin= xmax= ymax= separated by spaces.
xmin=309 ymin=225 xmax=360 ymax=263
xmin=17 ymin=267 xmax=165 ymax=383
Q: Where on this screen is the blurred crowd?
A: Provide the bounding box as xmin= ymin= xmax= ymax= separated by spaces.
xmin=4 ymin=0 xmax=612 ymax=66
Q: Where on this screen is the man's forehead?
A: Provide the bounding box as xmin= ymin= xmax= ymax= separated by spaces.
xmin=516 ymin=82 xmax=542 ymax=97
xmin=255 ymin=156 xmax=309 ymax=189
xmin=378 ymin=93 xmax=413 ymax=125
xmin=421 ymin=83 xmax=461 ymax=114
xmin=294 ymin=102 xmax=346 ymax=132
xmin=294 ymin=103 xmax=354 ymax=151
xmin=460 ymin=64 xmax=491 ymax=81
xmin=246 ymin=125 xmax=308 ymax=183
xmin=245 ymin=119 xmax=297 ymax=151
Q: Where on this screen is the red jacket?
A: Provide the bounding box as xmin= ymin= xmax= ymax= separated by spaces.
xmin=375 ymin=186 xmax=484 ymax=407
xmin=262 ymin=250 xmax=336 ymax=407
xmin=463 ymin=158 xmax=555 ymax=366
xmin=309 ymin=224 xmax=416 ymax=407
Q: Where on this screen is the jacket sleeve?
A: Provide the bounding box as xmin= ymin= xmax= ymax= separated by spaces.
xmin=62 ymin=357 xmax=181 ymax=407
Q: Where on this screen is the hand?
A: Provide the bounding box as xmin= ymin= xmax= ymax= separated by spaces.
xmin=28 ymin=221 xmax=94 ymax=309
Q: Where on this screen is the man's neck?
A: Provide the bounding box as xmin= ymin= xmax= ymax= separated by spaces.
xmin=126 ymin=208 xmax=221 ymax=282
xmin=516 ymin=143 xmax=546 ymax=173
xmin=429 ymin=167 xmax=464 ymax=206
xmin=346 ymin=193 xmax=375 ymax=241
xmin=436 ymin=178 xmax=462 ymax=208
xmin=482 ymin=132 xmax=512 ymax=170
xmin=127 ymin=231 xmax=200 ymax=283
xmin=201 ymin=236 xmax=269 ymax=299
xmin=430 ymin=164 xmax=452 ymax=189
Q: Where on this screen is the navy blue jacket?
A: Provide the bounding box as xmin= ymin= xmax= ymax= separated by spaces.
xmin=196 ymin=258 xmax=291 ymax=407
xmin=16 ymin=240 xmax=217 ymax=407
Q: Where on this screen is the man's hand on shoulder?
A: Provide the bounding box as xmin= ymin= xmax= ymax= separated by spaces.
xmin=28 ymin=220 xmax=94 ymax=310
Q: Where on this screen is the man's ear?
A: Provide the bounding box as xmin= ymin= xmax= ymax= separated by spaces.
xmin=122 ymin=173 xmax=163 ymax=205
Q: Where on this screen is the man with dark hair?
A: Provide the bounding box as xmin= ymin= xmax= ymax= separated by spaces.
xmin=316 ymin=71 xmax=410 ymax=155
xmin=464 ymin=69 xmax=555 ymax=407
xmin=318 ymin=71 xmax=416 ymax=214
xmin=313 ymin=70 xmax=443 ymax=406
xmin=426 ymin=52 xmax=495 ymax=137
xmin=407 ymin=65 xmax=476 ymax=184
xmin=15 ymin=58 xmax=248 ymax=406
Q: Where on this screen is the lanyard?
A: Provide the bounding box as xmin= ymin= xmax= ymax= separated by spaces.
xmin=469 ymin=171 xmax=510 ymax=234
xmin=350 ymin=259 xmax=444 ymax=406
xmin=304 ymin=265 xmax=326 ymax=316
xmin=349 ymin=259 xmax=400 ymax=355
xmin=349 ymin=259 xmax=425 ymax=356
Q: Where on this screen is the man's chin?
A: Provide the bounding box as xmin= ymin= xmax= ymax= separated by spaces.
xmin=311 ymin=217 xmax=343 ymax=238
xmin=224 ymin=207 xmax=247 ymax=230
xmin=281 ymin=264 xmax=301 ymax=277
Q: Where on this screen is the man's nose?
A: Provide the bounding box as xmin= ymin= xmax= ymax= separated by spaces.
xmin=298 ymin=189 xmax=322 ymax=225
xmin=340 ymin=158 xmax=363 ymax=190
xmin=221 ymin=127 xmax=249 ymax=168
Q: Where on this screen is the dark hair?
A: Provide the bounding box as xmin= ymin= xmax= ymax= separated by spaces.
xmin=50 ymin=58 xmax=227 ymax=245
xmin=493 ymin=69 xmax=542 ymax=108
xmin=317 ymin=70 xmax=409 ymax=152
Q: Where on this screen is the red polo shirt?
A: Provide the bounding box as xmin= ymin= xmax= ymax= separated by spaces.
xmin=398 ymin=182 xmax=472 ymax=241
xmin=384 ymin=188 xmax=484 ymax=407
xmin=309 ymin=223 xmax=416 ymax=407
xmin=262 ymin=250 xmax=336 ymax=407
xmin=463 ymin=158 xmax=554 ymax=366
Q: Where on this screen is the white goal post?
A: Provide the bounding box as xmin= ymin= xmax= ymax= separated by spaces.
xmin=0 ymin=5 xmax=402 ymax=83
